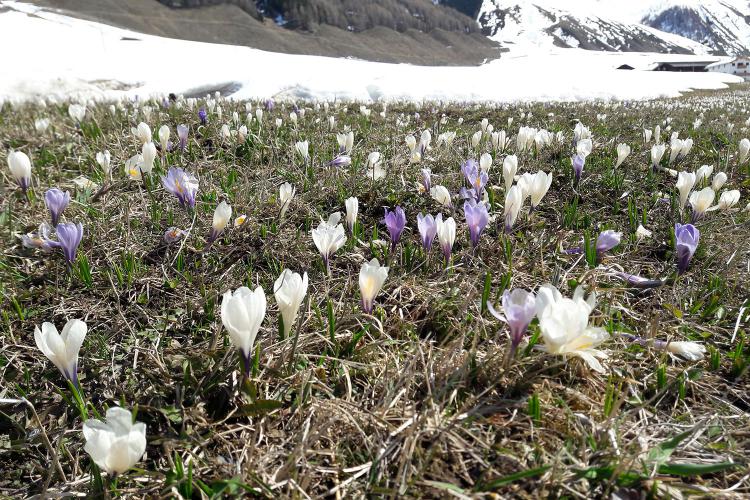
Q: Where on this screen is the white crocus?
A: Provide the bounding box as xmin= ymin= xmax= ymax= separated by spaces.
xmin=34 ymin=319 xmax=86 ymax=383
xmin=312 ymin=219 xmax=346 ymax=273
xmin=68 ymin=104 xmax=86 ymax=122
xmin=405 ymin=135 xmax=417 ymax=153
xmin=7 ymin=150 xmax=32 ymax=190
xmin=636 ymin=225 xmax=652 ymax=241
xmin=436 ymin=214 xmax=456 ymax=261
xmin=676 ymin=171 xmax=696 ymax=209
xmin=158 ymin=125 xmax=170 ymax=153
xmin=365 ymin=151 xmax=385 ymax=180
xmin=576 ymin=138 xmax=592 ymax=159
xmin=739 ymin=138 xmax=750 ymax=164
xmin=615 ymin=143 xmax=630 ymax=168
xmin=141 ymin=142 xmax=157 ymax=174
xmin=535 ymin=284 xmax=609 ymax=373
xmin=529 ymin=171 xmax=553 ymax=209
xmin=643 ymin=129 xmax=653 ymax=143
xmin=651 ymin=144 xmax=666 ymax=167
xmin=689 ymin=187 xmax=715 ymax=219
xmin=221 ymin=286 xmax=266 ymax=368
xmin=35 ymin=118 xmax=50 ymax=133
xmin=669 ymin=138 xmax=684 ymax=164
xmin=83 ymin=407 xmax=146 ymax=475
xmin=359 ymin=258 xmax=389 ymax=314
xmin=136 ymin=122 xmax=151 ymax=145
xmin=471 ymin=130 xmax=482 ymax=148
xmin=504 ymin=185 xmax=523 ymax=232
xmin=430 ymin=185 xmax=452 ymax=207
xmin=295 ymin=140 xmax=309 ymax=161
xmin=210 ymin=201 xmax=232 ymax=241
xmin=712 ymin=172 xmax=728 ymax=191
xmin=124 ymin=154 xmax=144 ymax=180
xmin=502 ymin=155 xmax=518 ymax=192
xmin=345 ymin=196 xmax=358 ymax=232
xmin=274 ymin=270 xmax=308 ymax=337
xmin=665 ymin=342 xmax=706 ymax=361
xmin=716 ymin=190 xmax=741 ymax=210
xmin=96 ymin=150 xmax=111 ymax=177
xmin=479 ymin=153 xmax=492 ymax=173
xmin=279 ymin=182 xmax=295 ymax=219
xmin=695 ymin=164 xmax=713 ymax=184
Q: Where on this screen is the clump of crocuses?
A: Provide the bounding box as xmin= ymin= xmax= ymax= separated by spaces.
xmin=675 ymin=223 xmax=699 ymax=274
xmin=161 ymin=167 xmax=198 ymax=209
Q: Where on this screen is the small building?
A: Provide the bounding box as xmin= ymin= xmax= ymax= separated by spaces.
xmin=617 ymin=64 xmax=634 ymax=70
xmin=707 ymin=57 xmax=750 ymax=81
xmin=651 ymin=60 xmax=720 ymax=72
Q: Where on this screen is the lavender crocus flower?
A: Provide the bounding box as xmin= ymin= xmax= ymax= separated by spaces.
xmin=595 ymin=230 xmax=621 ymax=255
xmin=488 ymin=288 xmax=536 ymax=358
xmin=44 ymin=188 xmax=70 ymax=227
xmin=675 ymin=223 xmax=699 ymax=274
xmin=328 ymin=155 xmax=352 ymax=167
xmin=265 ymin=98 xmax=275 ymax=111
xmin=417 ymin=213 xmax=437 ymax=250
xmin=461 ymin=159 xmax=479 ymax=184
xmin=46 ymin=222 xmax=83 ymax=264
xmin=198 ymin=108 xmax=207 ymax=125
xmin=161 ymin=167 xmax=199 ymax=209
xmin=612 ymin=271 xmax=665 ymax=289
xmin=164 ymin=227 xmax=185 ymax=244
xmin=384 ymin=206 xmax=406 ymax=250
xmin=421 ymin=168 xmax=431 ymax=194
xmin=177 ymin=124 xmax=188 ymax=152
xmin=572 ymin=154 xmax=585 ymax=183
xmin=464 ymin=201 xmax=489 ymax=247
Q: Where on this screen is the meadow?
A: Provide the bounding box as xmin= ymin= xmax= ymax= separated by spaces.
xmin=1 ymin=89 xmax=749 ymax=498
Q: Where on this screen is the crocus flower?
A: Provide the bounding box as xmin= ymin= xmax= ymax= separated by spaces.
xmin=7 ymin=151 xmax=32 ymax=191
xmin=431 ymin=185 xmax=452 ymax=207
xmin=612 ymin=271 xmax=664 ymax=289
xmin=221 ymin=285 xmax=266 ymax=376
xmin=712 ymin=172 xmax=727 ymax=191
xmin=595 ymin=230 xmax=621 ymax=255
xmin=35 ymin=118 xmax=50 ymax=133
xmin=265 ymin=98 xmax=275 ymax=111
xmin=141 ymin=142 xmax=157 ymax=174
xmin=279 ymin=182 xmax=295 ymax=219
xmin=675 ymin=223 xmax=699 ymax=274
xmin=383 ymin=206 xmax=407 ymax=250
xmin=161 ymin=167 xmax=198 ymax=208
xmin=480 ymin=153 xmax=492 ymax=173
xmin=466 ymin=165 xmax=488 ymax=201
xmin=68 ymin=104 xmax=85 ymax=123
xmin=417 ymin=213 xmax=437 ymax=251
xmin=695 ymin=164 xmax=713 ymax=185
xmin=44 ymin=188 xmax=70 ymax=226
xmin=529 ymin=171 xmax=552 ymax=210
xmin=198 ymin=108 xmax=207 ymax=125
xmin=688 ymin=187 xmax=714 ymax=221
xmin=420 ymin=168 xmax=431 ymax=194
xmin=46 ymin=222 xmax=84 ymax=264
xmin=96 ymin=151 xmax=111 ymax=178
xmin=619 ymin=333 xmax=705 ymax=360
xmin=34 ymin=318 xmax=86 ymax=385
xmin=158 ymin=125 xmax=170 ymax=153
xmin=488 ymin=289 xmax=536 ymax=358
xmin=535 ymin=284 xmax=609 ymax=373
xmin=359 ymin=258 xmax=388 ymax=314
xmin=614 ymin=143 xmax=630 ymax=168
xmin=739 ymin=138 xmax=750 ymax=164
xmin=21 ymin=222 xmax=53 ymax=250
xmin=676 ymin=171 xmax=696 ymax=210
xmin=504 ymin=185 xmax=523 ymax=233
xmin=461 ymin=159 xmax=479 ymax=184
xmin=436 ymin=214 xmax=456 ymax=263
xmin=208 ymin=201 xmax=232 ymax=243
xmin=502 ymin=155 xmax=518 ymax=192
xmin=83 ymin=407 xmax=147 ymax=475
xmin=274 ymin=270 xmax=308 ymax=338
xmin=571 ymin=154 xmax=585 ymax=183
xmin=651 ymin=144 xmax=666 ymax=169
xmin=311 ymin=218 xmax=346 ymax=274
xmin=464 ymin=201 xmax=489 ymax=248
xmin=177 ymin=124 xmax=188 ymax=152
xmin=715 ymin=190 xmax=741 ymax=210
xmin=164 ymin=227 xmax=185 ymax=244
xmin=345 ymin=196 xmax=358 ymax=233
xmin=135 ymin=122 xmax=151 ymax=145
xmin=328 ymin=155 xmax=351 ymax=167
xmin=295 ymin=140 xmax=309 ymax=161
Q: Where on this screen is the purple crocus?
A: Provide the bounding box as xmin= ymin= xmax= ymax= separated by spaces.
xmin=463 ymin=200 xmax=489 ymax=248
xmin=613 ymin=271 xmax=665 ymax=289
xmin=265 ymin=98 xmax=275 ymax=111
xmin=488 ymin=288 xmax=536 ymax=359
xmin=421 ymin=168 xmax=431 ymax=194
xmin=177 ymin=124 xmax=188 ymax=152
xmin=44 ymin=188 xmax=70 ymax=227
xmin=675 ymin=223 xmax=699 ymax=274
xmin=461 ymin=159 xmax=479 ymax=184
xmin=328 ymin=155 xmax=352 ymax=167
xmin=198 ymin=108 xmax=207 ymax=125
xmin=417 ymin=213 xmax=437 ymax=250
xmin=572 ymin=154 xmax=585 ymax=183
xmin=595 ymin=230 xmax=621 ymax=255
xmin=164 ymin=227 xmax=185 ymax=244
xmin=383 ymin=206 xmax=406 ymax=250
xmin=46 ymin=222 xmax=83 ymax=264
xmin=161 ymin=167 xmax=199 ymax=209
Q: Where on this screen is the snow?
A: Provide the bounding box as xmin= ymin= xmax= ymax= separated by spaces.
xmin=0 ymin=0 xmax=742 ymax=104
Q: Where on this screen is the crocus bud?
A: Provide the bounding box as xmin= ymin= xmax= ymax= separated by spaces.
xmin=221 ymin=286 xmax=266 ymax=375
xmin=158 ymin=125 xmax=170 ymax=152
xmin=209 ymin=201 xmax=232 ymax=242
xmin=529 ymin=171 xmax=552 ymax=209
xmin=688 ymin=187 xmax=714 ymax=221
xmin=676 ymin=171 xmax=696 ymax=210
xmin=595 ymin=229 xmax=621 ymax=255
xmin=464 ymin=201 xmax=489 ymax=248
xmin=177 ymin=124 xmax=189 ymax=151
xmin=502 ymin=155 xmax=518 ymax=192
xmin=651 ymin=144 xmax=666 ymax=168
xmin=665 ymin=341 xmax=706 ymax=361
xmin=479 ymin=153 xmax=492 ymax=173
xmin=274 ymin=270 xmax=308 ymax=338
xmin=7 ymin=151 xmax=32 ymax=191
xmin=572 ymin=155 xmax=585 ymax=183
xmin=44 ymin=188 xmax=71 ymax=226
xmin=295 ymin=140 xmax=309 ymax=161
xmin=739 ymin=138 xmax=750 ymax=164
xmin=345 ymin=196 xmax=358 ymax=233
xmin=359 ymin=258 xmax=388 ymax=314
xmin=471 ymin=130 xmax=482 ymax=148
xmin=417 ymin=212 xmax=437 ymax=250
xmin=695 ymin=164 xmax=714 ymax=184
xmin=712 ymin=172 xmax=727 ymax=191
xmin=46 ymin=222 xmax=84 ymax=264
xmin=675 ymin=223 xmax=699 ymax=274
xmin=83 ymin=407 xmax=146 ymax=475
xmin=279 ymin=182 xmax=295 ymax=219
xmin=34 ymin=319 xmax=86 ymax=385
xmin=383 ymin=206 xmax=407 ymax=250
xmin=504 ymin=185 xmax=523 ymax=233
xmin=136 ymin=122 xmax=151 ymax=144
xmin=436 ymin=214 xmax=456 ymax=263
xmin=35 ymin=118 xmax=50 ymax=133
xmin=96 ymin=151 xmax=111 ymax=177
xmin=488 ymin=289 xmax=536 ymax=357
xmin=141 ymin=142 xmax=157 ymax=174
xmin=615 ymin=143 xmax=630 ymax=168
xmin=68 ymin=104 xmax=85 ymax=122
xmin=405 ymin=135 xmax=417 ymax=153
xmin=716 ymin=189 xmax=741 ymax=210
xmin=431 ymin=185 xmax=452 ymax=207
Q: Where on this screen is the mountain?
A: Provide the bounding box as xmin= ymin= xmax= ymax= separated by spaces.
xmin=475 ymin=0 xmax=750 ymax=56
xmin=26 ymin=0 xmax=499 ymax=66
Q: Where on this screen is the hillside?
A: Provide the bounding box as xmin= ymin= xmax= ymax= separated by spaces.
xmin=28 ymin=0 xmax=500 ymax=66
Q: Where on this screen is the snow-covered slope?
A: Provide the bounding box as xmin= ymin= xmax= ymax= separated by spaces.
xmin=0 ymin=0 xmax=742 ymax=103
xmin=478 ymin=0 xmax=750 ymax=55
